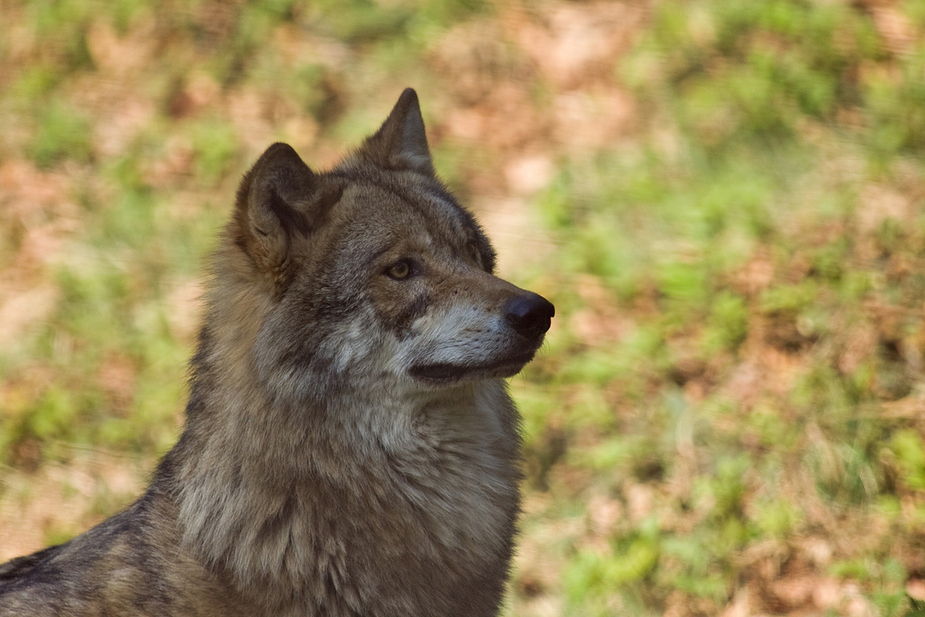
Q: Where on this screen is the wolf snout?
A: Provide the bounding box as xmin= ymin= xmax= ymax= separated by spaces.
xmin=505 ymin=292 xmax=555 ymax=339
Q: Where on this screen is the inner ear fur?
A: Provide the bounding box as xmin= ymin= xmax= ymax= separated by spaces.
xmin=355 ymin=88 xmax=435 ymax=176
xmin=233 ymin=142 xmax=341 ymax=280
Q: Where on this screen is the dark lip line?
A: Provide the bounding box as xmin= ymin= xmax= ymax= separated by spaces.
xmin=409 ymin=349 xmax=539 ymax=383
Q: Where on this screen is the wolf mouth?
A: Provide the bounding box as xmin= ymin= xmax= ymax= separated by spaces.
xmin=409 ymin=349 xmax=539 ymax=383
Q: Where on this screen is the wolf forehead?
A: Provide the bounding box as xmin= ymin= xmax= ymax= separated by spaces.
xmin=341 ymin=170 xmax=490 ymax=243
xmin=234 ymin=143 xmax=497 ymax=274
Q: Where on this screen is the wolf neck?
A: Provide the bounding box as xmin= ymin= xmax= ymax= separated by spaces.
xmin=170 ymin=338 xmax=520 ymax=615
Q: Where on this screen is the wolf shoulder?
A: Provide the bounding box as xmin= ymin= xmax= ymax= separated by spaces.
xmin=0 ymin=495 xmax=241 ymax=617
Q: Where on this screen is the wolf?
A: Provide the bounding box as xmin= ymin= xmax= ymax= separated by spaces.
xmin=0 ymin=88 xmax=554 ymax=616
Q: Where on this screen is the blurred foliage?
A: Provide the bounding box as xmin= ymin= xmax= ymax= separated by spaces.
xmin=2 ymin=0 xmax=925 ymax=615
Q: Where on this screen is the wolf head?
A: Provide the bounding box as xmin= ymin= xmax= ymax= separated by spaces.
xmin=209 ymin=89 xmax=553 ymax=406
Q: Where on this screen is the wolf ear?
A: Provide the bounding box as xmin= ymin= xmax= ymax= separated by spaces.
xmin=357 ymin=88 xmax=435 ymax=176
xmin=233 ymin=143 xmax=337 ymax=279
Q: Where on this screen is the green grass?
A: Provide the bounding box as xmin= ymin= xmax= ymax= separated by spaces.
xmin=2 ymin=0 xmax=925 ymax=615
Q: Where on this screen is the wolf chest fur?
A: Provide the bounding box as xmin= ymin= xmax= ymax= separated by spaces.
xmin=0 ymin=88 xmax=554 ymax=617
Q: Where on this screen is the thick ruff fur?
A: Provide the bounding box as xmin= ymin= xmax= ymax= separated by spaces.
xmin=0 ymin=89 xmax=554 ymax=617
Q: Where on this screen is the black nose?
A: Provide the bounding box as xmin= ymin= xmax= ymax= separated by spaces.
xmin=505 ymin=292 xmax=555 ymax=339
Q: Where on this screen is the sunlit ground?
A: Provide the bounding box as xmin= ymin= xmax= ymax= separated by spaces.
xmin=2 ymin=2 xmax=925 ymax=615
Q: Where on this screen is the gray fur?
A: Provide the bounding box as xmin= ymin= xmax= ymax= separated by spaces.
xmin=0 ymin=88 xmax=553 ymax=617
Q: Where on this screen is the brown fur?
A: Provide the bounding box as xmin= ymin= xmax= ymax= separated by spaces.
xmin=0 ymin=89 xmax=553 ymax=616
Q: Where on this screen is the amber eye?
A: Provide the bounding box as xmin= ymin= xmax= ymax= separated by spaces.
xmin=386 ymin=260 xmax=413 ymax=280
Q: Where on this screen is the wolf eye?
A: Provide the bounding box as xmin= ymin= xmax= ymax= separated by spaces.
xmin=386 ymin=259 xmax=413 ymax=280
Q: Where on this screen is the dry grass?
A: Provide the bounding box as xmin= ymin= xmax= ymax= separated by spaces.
xmin=2 ymin=1 xmax=925 ymax=615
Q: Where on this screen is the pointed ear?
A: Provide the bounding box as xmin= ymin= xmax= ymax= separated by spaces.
xmin=232 ymin=143 xmax=338 ymax=281
xmin=357 ymin=88 xmax=435 ymax=175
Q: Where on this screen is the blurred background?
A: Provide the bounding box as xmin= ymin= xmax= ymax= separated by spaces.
xmin=1 ymin=0 xmax=925 ymax=615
